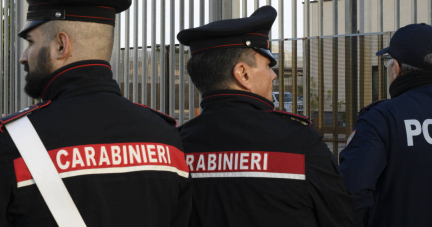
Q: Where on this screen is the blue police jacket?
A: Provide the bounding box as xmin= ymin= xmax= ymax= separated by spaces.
xmin=340 ymin=84 xmax=432 ymax=227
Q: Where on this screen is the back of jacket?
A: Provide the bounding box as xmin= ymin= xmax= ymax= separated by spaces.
xmin=0 ymin=61 xmax=191 ymax=227
xmin=340 ymin=85 xmax=432 ymax=227
xmin=179 ymin=90 xmax=355 ymax=227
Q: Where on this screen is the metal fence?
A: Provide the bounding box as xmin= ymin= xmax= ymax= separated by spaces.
xmin=0 ymin=0 xmax=418 ymax=159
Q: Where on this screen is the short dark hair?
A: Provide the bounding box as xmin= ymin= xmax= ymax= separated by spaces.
xmin=187 ymin=47 xmax=257 ymax=94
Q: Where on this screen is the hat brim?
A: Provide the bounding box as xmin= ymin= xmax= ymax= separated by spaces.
xmin=255 ymin=48 xmax=277 ymax=67
xmin=18 ymin=20 xmax=49 ymax=38
xmin=376 ymin=47 xmax=390 ymax=56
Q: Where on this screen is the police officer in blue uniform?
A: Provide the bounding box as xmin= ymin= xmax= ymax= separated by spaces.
xmin=0 ymin=1 xmax=191 ymax=226
xmin=178 ymin=6 xmax=355 ymax=227
xmin=339 ymin=23 xmax=432 ymax=227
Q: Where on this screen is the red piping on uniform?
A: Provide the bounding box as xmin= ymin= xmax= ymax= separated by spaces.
xmin=39 ymin=100 xmax=52 ymax=108
xmin=2 ymin=108 xmax=36 ymax=126
xmin=203 ymin=94 xmax=274 ymax=109
xmin=96 ymin=6 xmax=115 ymax=10
xmin=0 ymin=101 xmax=51 ymax=133
xmin=66 ymin=15 xmax=115 ymax=21
xmin=192 ymin=44 xmax=244 ymax=54
xmin=42 ymin=64 xmax=111 ymax=99
xmin=247 ymin=33 xmax=268 ymax=37
xmin=134 ymin=103 xmax=178 ymax=126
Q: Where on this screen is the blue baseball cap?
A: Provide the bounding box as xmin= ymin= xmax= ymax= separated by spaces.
xmin=376 ymin=23 xmax=432 ymax=71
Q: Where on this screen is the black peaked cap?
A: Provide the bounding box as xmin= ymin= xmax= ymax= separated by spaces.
xmin=19 ymin=0 xmax=132 ymax=38
xmin=177 ymin=6 xmax=277 ymax=67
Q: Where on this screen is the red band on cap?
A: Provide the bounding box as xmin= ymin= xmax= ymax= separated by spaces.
xmin=247 ymin=33 xmax=268 ymax=37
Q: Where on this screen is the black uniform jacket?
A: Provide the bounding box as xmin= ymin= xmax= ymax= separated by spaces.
xmin=179 ymin=90 xmax=355 ymax=227
xmin=0 ymin=60 xmax=192 ymax=227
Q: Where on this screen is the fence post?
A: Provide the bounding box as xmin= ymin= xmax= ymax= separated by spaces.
xmin=345 ymin=0 xmax=358 ymax=137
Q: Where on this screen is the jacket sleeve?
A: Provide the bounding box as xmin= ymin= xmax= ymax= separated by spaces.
xmin=169 ymin=135 xmax=193 ymax=227
xmin=305 ymin=128 xmax=356 ymax=227
xmin=339 ymin=112 xmax=388 ymax=227
xmin=0 ymin=131 xmax=17 ymax=227
xmin=170 ymin=174 xmax=192 ymax=227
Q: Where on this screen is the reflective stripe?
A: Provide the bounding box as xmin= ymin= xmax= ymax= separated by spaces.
xmin=192 ymin=172 xmax=305 ymax=180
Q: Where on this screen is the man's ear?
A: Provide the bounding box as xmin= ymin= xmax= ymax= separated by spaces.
xmin=232 ymin=62 xmax=252 ymax=91
xmin=54 ymin=32 xmax=72 ymax=60
xmin=394 ymin=59 xmax=402 ymax=78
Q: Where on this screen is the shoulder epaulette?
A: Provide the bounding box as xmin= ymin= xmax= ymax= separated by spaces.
xmin=265 ymin=110 xmax=311 ymax=127
xmin=0 ymin=100 xmax=51 ymax=132
xmin=135 ymin=103 xmax=177 ymax=126
xmin=360 ymin=99 xmax=388 ymax=113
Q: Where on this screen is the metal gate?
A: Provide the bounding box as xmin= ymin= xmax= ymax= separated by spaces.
xmin=0 ymin=0 xmax=426 ymax=158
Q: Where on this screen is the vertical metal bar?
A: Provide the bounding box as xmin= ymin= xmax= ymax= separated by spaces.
xmin=378 ymin=0 xmax=383 ymax=33
xmin=318 ymin=0 xmax=323 ymax=36
xmin=318 ymin=38 xmax=324 ymax=132
xmin=151 ymin=0 xmax=157 ymax=108
xmin=318 ymin=0 xmax=324 ymax=132
xmin=267 ymin=0 xmax=271 ymax=40
xmin=386 ymin=32 xmax=392 ymax=99
xmin=412 ymin=0 xmax=417 ymax=24
xmin=377 ymin=0 xmax=384 ymax=100
xmin=332 ymin=0 xmax=339 ymax=158
xmin=304 ymin=0 xmax=311 ymax=117
xmin=11 ymin=0 xmax=16 ymax=111
xmin=111 ymin=14 xmax=120 ymax=83
xmin=115 ymin=14 xmax=121 ymax=83
xmin=254 ymin=0 xmax=259 ymax=10
xmin=242 ymin=0 xmax=247 ymax=17
xmin=133 ymin=1 xmax=139 ymax=103
xmin=0 ymin=0 xmax=3 ymax=116
xmin=429 ymin=0 xmax=432 ymax=25
xmin=292 ymin=0 xmax=297 ymax=114
xmin=124 ymin=8 xmax=131 ymax=99
xmin=359 ymin=0 xmax=364 ymax=33
xmin=222 ymin=0 xmax=232 ymax=19
xmin=4 ymin=1 xmax=9 ymax=114
xmin=17 ymin=0 xmax=27 ymax=110
xmin=378 ymin=37 xmax=383 ymax=100
xmin=160 ymin=0 xmax=166 ymax=112
xmin=332 ymin=37 xmax=339 ymax=157
xmin=199 ymin=0 xmax=204 ymax=113
xmin=395 ymin=0 xmax=400 ymax=29
xmin=142 ymin=0 xmax=148 ymax=105
xmin=345 ymin=0 xmax=358 ymax=136
xmin=278 ymin=0 xmax=284 ymax=110
xmin=179 ymin=0 xmax=185 ymax=124
xmin=169 ymin=0 xmax=175 ymax=116
xmin=189 ymin=0 xmax=195 ymax=119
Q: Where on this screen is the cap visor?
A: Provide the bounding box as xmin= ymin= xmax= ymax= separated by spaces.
xmin=376 ymin=47 xmax=389 ymax=56
xmin=18 ymin=20 xmax=48 ymax=38
xmin=255 ymin=48 xmax=277 ymax=67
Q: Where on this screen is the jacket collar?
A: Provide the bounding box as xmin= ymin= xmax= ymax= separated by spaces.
xmin=41 ymin=60 xmax=122 ymax=101
xmin=201 ymin=90 xmax=275 ymax=111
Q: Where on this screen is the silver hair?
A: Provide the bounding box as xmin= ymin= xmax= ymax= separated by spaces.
xmin=399 ymin=53 xmax=432 ymax=74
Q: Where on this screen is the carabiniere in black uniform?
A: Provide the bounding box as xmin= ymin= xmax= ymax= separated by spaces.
xmin=1 ymin=1 xmax=191 ymax=226
xmin=177 ymin=5 xmax=354 ymax=227
xmin=0 ymin=60 xmax=192 ymax=227
xmin=179 ymin=90 xmax=355 ymax=227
